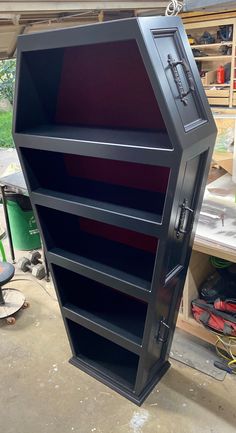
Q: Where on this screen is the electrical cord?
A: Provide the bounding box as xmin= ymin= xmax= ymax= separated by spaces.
xmin=211 ymin=330 xmax=236 ymax=374
xmin=8 ymin=275 xmax=58 ymax=301
xmin=165 ymin=0 xmax=183 ymax=16
xmin=210 ymin=256 xmax=232 ymax=269
xmin=215 ymin=335 xmax=236 ymax=360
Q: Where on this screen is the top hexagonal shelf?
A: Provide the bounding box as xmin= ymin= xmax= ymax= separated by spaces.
xmin=13 ymin=16 xmax=215 ymax=157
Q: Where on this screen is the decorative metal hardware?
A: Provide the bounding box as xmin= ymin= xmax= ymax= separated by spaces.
xmin=168 ymin=54 xmax=195 ymax=105
xmin=176 ymin=198 xmax=194 ymax=238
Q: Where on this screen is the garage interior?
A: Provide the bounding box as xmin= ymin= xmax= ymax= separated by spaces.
xmin=0 ymin=2 xmax=236 ymax=433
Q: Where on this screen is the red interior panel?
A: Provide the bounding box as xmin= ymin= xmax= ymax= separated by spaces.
xmin=64 ymin=155 xmax=170 ymax=193
xmin=80 ymin=218 xmax=158 ymax=253
xmin=55 ymin=40 xmax=166 ymax=131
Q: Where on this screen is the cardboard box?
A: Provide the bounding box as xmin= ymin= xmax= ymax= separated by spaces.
xmin=213 ymin=151 xmax=233 ymax=175
xmin=201 ymin=70 xmax=216 ymax=86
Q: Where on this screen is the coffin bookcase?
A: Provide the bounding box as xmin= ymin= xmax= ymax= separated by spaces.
xmin=13 ymin=16 xmax=216 ymax=405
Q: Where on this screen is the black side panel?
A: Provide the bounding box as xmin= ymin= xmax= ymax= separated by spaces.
xmin=16 ymin=49 xmax=64 ymax=132
xmin=165 ymin=152 xmax=207 ymax=281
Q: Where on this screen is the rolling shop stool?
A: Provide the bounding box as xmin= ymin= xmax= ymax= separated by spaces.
xmin=0 ymin=241 xmax=29 ymax=325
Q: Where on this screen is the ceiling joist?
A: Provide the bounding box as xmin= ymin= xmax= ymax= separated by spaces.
xmin=0 ymin=2 xmax=167 ymax=13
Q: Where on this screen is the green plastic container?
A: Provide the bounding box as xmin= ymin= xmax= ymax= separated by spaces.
xmin=6 ymin=193 xmax=41 ymax=251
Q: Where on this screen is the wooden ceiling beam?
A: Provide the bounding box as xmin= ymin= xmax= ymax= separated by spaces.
xmin=0 ymin=2 xmax=167 ymax=13
xmin=0 ymin=13 xmax=16 ymax=20
xmin=24 ymin=20 xmax=98 ymax=33
xmin=181 ymin=8 xmax=236 ymax=22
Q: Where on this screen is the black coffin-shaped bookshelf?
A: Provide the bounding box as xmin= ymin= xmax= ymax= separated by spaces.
xmin=13 ymin=16 xmax=217 ymax=405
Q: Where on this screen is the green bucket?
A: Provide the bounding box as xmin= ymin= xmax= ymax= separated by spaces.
xmin=6 ymin=193 xmax=41 ymax=251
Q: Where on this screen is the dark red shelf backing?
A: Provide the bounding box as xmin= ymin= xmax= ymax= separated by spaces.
xmin=55 ymin=40 xmax=166 ymax=131
xmin=21 ymin=148 xmax=169 ymax=219
xmin=64 ymin=155 xmax=170 ymax=194
xmin=37 ymin=205 xmax=158 ymax=287
xmin=79 ymin=218 xmax=157 ymax=253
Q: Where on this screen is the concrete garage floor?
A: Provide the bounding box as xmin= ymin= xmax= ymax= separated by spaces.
xmin=0 ymin=277 xmax=236 ymax=433
xmin=0 ymin=148 xmax=236 ymax=433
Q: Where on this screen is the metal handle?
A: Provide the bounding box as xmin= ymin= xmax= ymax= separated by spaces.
xmin=167 ymin=54 xmax=195 ymax=105
xmin=176 ymin=198 xmax=194 ymax=239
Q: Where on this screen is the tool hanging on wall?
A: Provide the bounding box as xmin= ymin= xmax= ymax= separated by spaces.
xmin=199 ymin=31 xmax=215 ymax=45
xmin=218 ymin=25 xmax=233 ymax=42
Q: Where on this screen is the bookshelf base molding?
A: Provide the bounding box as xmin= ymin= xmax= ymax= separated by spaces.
xmin=70 ymin=356 xmax=171 ymax=406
